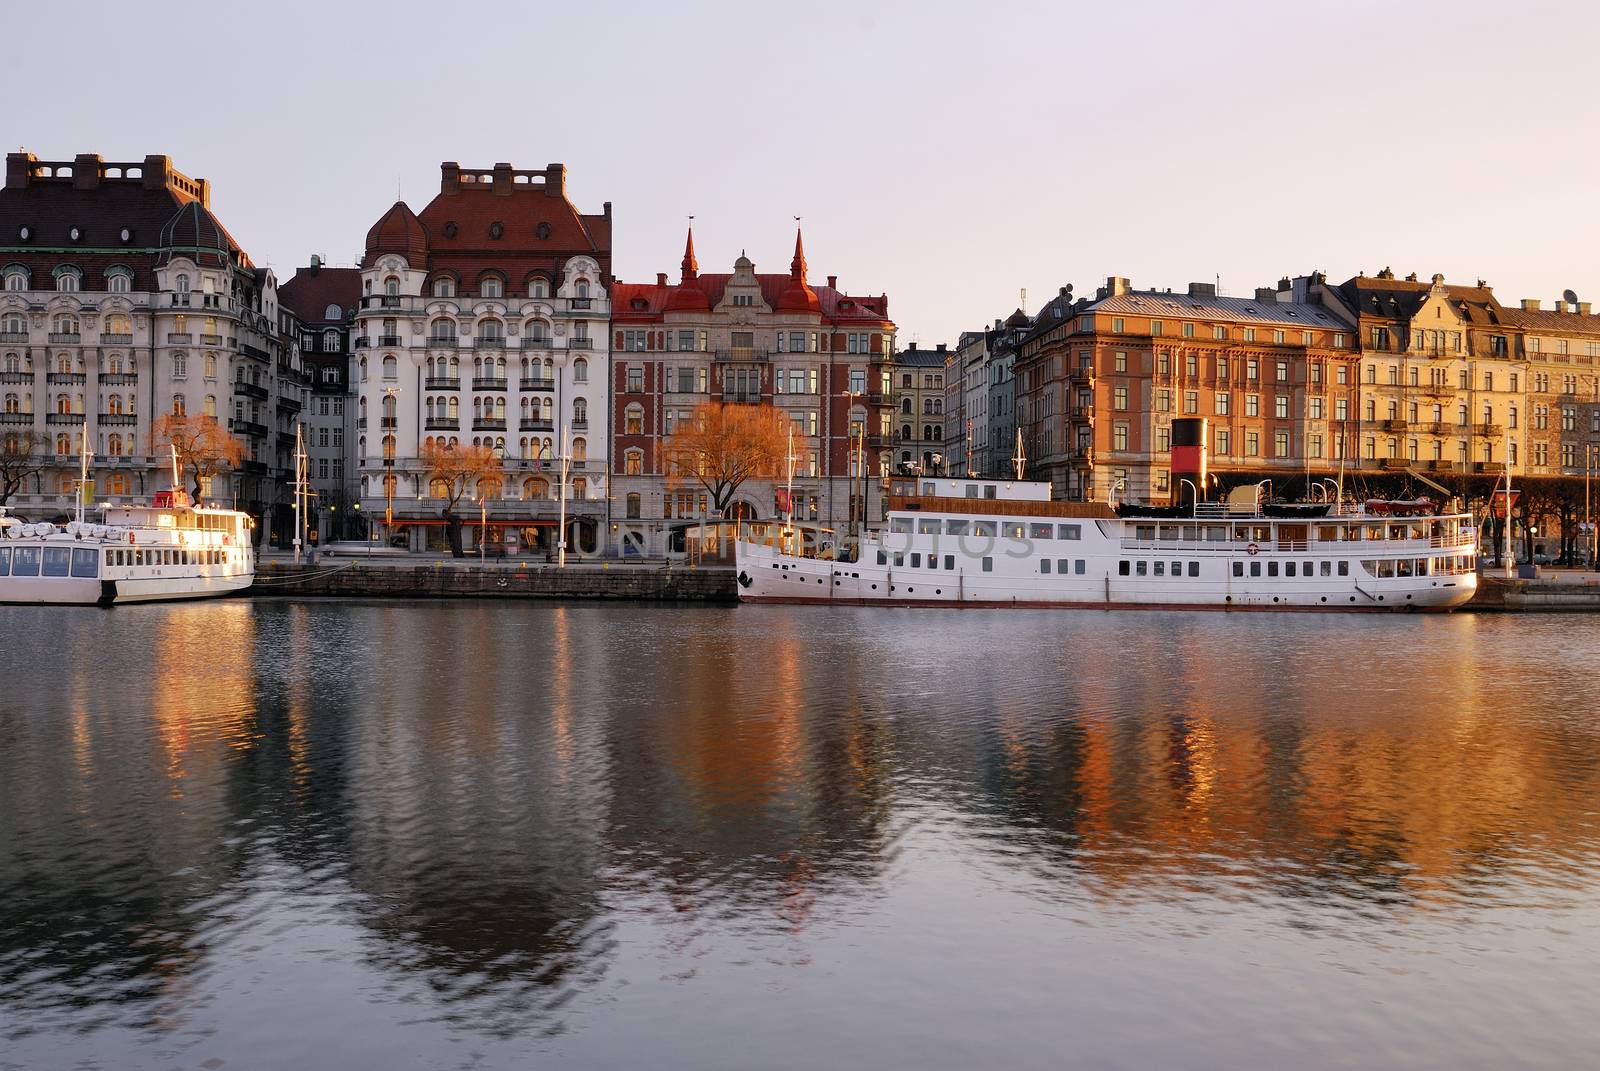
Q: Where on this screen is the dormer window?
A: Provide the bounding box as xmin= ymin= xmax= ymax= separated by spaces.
xmin=69 ymin=226 xmax=82 ymax=243
xmin=53 ymin=267 xmax=81 ymax=293
xmin=433 ymin=278 xmax=455 ymax=298
xmin=576 ymin=279 xmax=589 ymax=299
xmin=120 ymin=227 xmax=132 ymax=244
xmin=3 ymin=268 xmax=26 ymax=291
xmin=384 ymin=276 xmax=399 ymax=297
xmin=528 ymin=278 xmax=548 ymax=298
xmin=482 ymin=277 xmax=503 ymax=299
xmin=17 ymin=225 xmax=31 ymax=242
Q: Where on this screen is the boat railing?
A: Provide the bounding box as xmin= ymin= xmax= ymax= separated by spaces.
xmin=1117 ymin=532 xmax=1476 ymax=553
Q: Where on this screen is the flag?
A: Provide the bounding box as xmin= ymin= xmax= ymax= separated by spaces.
xmin=775 ymin=487 xmax=792 ymax=513
xmin=79 ymin=479 xmax=94 ymax=505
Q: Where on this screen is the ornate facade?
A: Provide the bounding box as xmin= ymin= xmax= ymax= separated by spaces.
xmin=354 ymin=162 xmax=612 ymax=554
xmin=0 ymin=151 xmax=307 ymax=530
xmin=608 ymin=229 xmax=896 ymax=556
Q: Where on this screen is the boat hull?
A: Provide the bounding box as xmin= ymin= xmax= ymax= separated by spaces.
xmin=0 ymin=571 xmax=254 ymax=606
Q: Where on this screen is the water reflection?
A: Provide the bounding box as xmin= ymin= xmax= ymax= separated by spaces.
xmin=1 ymin=604 xmax=1599 ymax=1066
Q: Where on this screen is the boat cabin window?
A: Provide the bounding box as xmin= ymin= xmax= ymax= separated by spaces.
xmin=911 ymin=553 xmax=921 ymax=567
xmin=944 ymin=555 xmax=954 ymax=570
xmin=1250 ymin=562 xmax=1261 ymax=577
xmin=1058 ymin=524 xmax=1081 ymax=540
xmin=1159 ymin=525 xmax=1180 ymax=541
xmin=1075 ymin=559 xmax=1086 ymax=574
xmin=981 ymin=557 xmax=993 ymax=571
xmin=1233 ymin=562 xmax=1244 ymax=577
xmin=1153 ymin=561 xmax=1164 ymax=576
xmin=42 ymin=547 xmax=70 ymax=577
xmin=12 ymin=547 xmax=39 ymax=575
xmin=1119 ymin=560 xmax=1130 ymax=575
xmin=1004 ymin=523 xmax=1026 ymax=540
xmin=890 ymin=518 xmax=914 ymax=535
xmin=1206 ymin=526 xmax=1227 ymax=541
xmin=1267 ymin=561 xmax=1279 ymax=577
xmin=1286 ymin=562 xmax=1296 ymax=577
xmin=984 ymin=485 xmax=997 ymax=499
xmin=1030 ymin=523 xmax=1052 ymax=539
xmin=877 ymin=551 xmax=887 ymax=565
xmin=71 ymin=548 xmax=98 ymax=577
xmin=1338 ymin=561 xmax=1349 ymax=576
xmin=1135 ymin=561 xmax=1148 ymax=576
xmin=971 ymin=520 xmax=997 ymax=537
xmin=946 ymin=519 xmax=969 ymax=536
xmin=1135 ymin=525 xmax=1156 ymax=540
xmin=0 ymin=547 xmax=9 ymax=575
xmin=1321 ymin=561 xmax=1332 ymax=576
xmin=1171 ymin=561 xmax=1182 ymax=576
xmin=1188 ymin=561 xmax=1199 ymax=577
xmin=1041 ymin=559 xmax=1051 ymax=573
xmin=917 ymin=518 xmax=941 ymax=535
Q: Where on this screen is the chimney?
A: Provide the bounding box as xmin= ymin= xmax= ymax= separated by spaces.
xmin=1557 ymin=296 xmax=1569 ymax=313
xmin=1187 ymin=281 xmax=1217 ymax=298
xmin=994 ymin=319 xmax=1003 ymax=331
xmin=1106 ymin=276 xmax=1130 ymax=296
xmin=1255 ymin=287 xmax=1276 ymax=302
xmin=310 ymin=254 xmax=322 ymax=273
xmin=5 ymin=151 xmax=35 ymax=189
xmin=656 ymin=272 xmax=667 ymax=286
xmin=936 ymin=343 xmax=947 ymax=353
xmin=141 ymin=154 xmax=171 ymax=192
xmin=543 ymin=163 xmax=566 ymax=198
xmin=1277 ymin=276 xmax=1291 ymax=292
xmin=1521 ymin=299 xmax=1540 ymax=311
xmin=72 ymin=153 xmax=102 ymax=191
xmin=492 ymin=162 xmax=515 ymax=196
xmin=440 ymin=161 xmax=461 ymax=196
xmin=827 ymin=275 xmax=837 ymax=289
xmin=1580 ymin=302 xmax=1593 ymax=316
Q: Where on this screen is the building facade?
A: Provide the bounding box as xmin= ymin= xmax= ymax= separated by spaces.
xmin=891 ymin=343 xmax=946 ymax=474
xmin=0 ymin=151 xmax=305 ymax=535
xmin=942 ymin=329 xmax=986 ymax=475
xmin=1016 ymin=276 xmax=1358 ymax=502
xmin=279 ymin=259 xmax=360 ymax=542
xmin=354 ymin=161 xmax=612 ymax=554
xmin=608 ymin=229 xmax=896 ymax=556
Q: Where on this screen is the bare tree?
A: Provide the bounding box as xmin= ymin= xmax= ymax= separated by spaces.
xmin=0 ymin=429 xmax=45 ymax=507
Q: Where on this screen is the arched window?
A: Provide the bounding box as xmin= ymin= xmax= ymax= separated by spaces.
xmin=322 ymin=329 xmax=339 ymax=352
xmin=572 ymin=476 xmax=588 ymax=499
xmin=901 ymin=397 xmax=912 ymax=413
xmin=481 ymin=276 xmax=503 ymax=299
xmin=55 ymin=394 xmax=71 ymax=414
xmin=529 ymin=278 xmax=548 ymax=299
xmin=572 ymin=437 xmax=587 ymax=461
xmin=172 ymin=394 xmax=186 ymax=416
xmin=384 ymin=276 xmax=399 ymax=297
xmin=55 ymin=433 xmax=71 ymax=455
xmin=382 ymin=355 xmax=398 ymax=380
xmin=575 ymin=279 xmax=590 ymax=299
xmin=447 ymin=396 xmax=459 ymax=418
xmin=573 ymin=397 xmax=587 ymax=424
xmin=51 ymin=313 xmax=79 ymax=336
xmin=429 ymin=477 xmax=450 ymax=499
xmin=626 ymin=493 xmax=641 ymax=517
xmin=527 ymin=319 xmax=550 ymax=344
xmin=107 ymin=433 xmax=122 ymax=455
xmin=358 ymin=356 xmax=367 ymax=380
xmin=523 ymin=476 xmax=549 ymax=499
xmin=932 ymin=426 xmax=942 ymax=441
xmin=430 ymin=318 xmax=454 ymax=343
xmin=540 ymin=397 xmax=553 ymax=421
xmin=1 ymin=313 xmax=24 ymax=334
xmin=476 ymin=475 xmax=500 ymax=497
xmin=108 ymin=394 xmax=123 ymax=415
xmin=433 ymin=277 xmax=455 ymax=298
xmin=204 ymin=395 xmax=216 ymax=418
xmin=105 ymin=472 xmax=128 ymax=495
xmin=624 ymin=449 xmax=642 ymax=476
xmin=901 ymin=423 xmax=912 ymax=441
xmin=175 ymin=274 xmax=190 ymax=294
xmin=203 ymin=354 xmax=216 ymax=379
xmin=56 ymin=355 xmax=71 ymax=374
xmin=55 ymin=270 xmax=79 ymax=293
xmin=478 ymin=318 xmax=504 ymax=343
xmin=2 ymin=393 xmax=17 ymax=413
xmin=173 ymin=353 xmax=188 ymax=378
xmin=382 ymin=392 xmax=397 ymax=421
xmin=108 ymin=273 xmax=129 ymax=294
xmin=573 ymin=357 xmax=587 ymax=382
xmin=3 ymin=269 xmax=25 ymax=291
xmin=624 ymin=403 xmax=643 ymax=435
xmin=105 ymin=314 xmax=131 ymax=337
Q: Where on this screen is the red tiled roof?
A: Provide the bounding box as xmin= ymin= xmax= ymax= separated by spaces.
xmin=612 ymin=274 xmax=892 ymax=324
xmin=279 ymin=266 xmax=362 ymax=324
xmin=364 ymin=202 xmax=427 ymax=266
xmin=1500 ymin=307 xmax=1600 ymax=338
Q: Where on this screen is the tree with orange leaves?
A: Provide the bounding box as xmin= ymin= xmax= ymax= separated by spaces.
xmin=421 ymin=439 xmax=503 ymax=556
xmin=147 ymin=414 xmax=244 ymax=499
xmin=662 ymin=401 xmax=796 ymax=516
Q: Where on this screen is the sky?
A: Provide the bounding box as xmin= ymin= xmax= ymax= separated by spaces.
xmin=10 ymin=0 xmax=1599 ymax=344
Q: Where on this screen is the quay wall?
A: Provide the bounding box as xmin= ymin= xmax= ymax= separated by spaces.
xmin=1471 ymin=575 xmax=1600 ymax=611
xmin=250 ymin=560 xmax=737 ymax=602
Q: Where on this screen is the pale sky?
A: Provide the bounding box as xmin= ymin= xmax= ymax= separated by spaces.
xmin=11 ymin=0 xmax=1598 ymax=343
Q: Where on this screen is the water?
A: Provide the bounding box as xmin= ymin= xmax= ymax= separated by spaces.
xmin=2 ymin=602 xmax=1598 ymax=1070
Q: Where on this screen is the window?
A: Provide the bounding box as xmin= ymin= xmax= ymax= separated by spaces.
xmin=1112 ymin=422 xmax=1129 ymax=450
xmin=627 ymin=365 xmax=644 ymax=392
xmin=573 ymin=357 xmax=588 ymax=382
xmin=624 ymin=448 xmax=643 ymax=475
xmin=382 ymin=355 xmax=397 ymax=380
xmin=1113 ymin=350 xmax=1128 ymax=373
xmin=625 ymin=403 xmax=644 ymax=435
xmin=1215 ymin=391 xmax=1230 ymax=416
xmin=172 ymin=353 xmax=188 ymax=379
xmin=1113 ymin=386 xmax=1128 ymax=410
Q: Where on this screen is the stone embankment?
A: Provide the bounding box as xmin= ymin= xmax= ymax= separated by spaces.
xmin=250 ymin=559 xmax=737 ymax=602
xmin=1471 ymin=574 xmax=1600 ymax=611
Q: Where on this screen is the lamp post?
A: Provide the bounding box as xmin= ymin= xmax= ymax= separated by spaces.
xmin=381 ymin=385 xmax=401 ymax=548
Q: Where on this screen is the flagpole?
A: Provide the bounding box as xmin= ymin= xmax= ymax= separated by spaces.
xmin=558 ymin=422 xmax=570 ymax=568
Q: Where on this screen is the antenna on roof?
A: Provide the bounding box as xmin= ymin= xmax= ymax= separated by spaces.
xmin=1019 ymin=287 xmax=1027 ymax=314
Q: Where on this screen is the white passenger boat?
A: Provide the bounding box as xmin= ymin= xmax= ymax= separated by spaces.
xmin=735 ymin=476 xmax=1479 ymax=612
xmin=0 ymin=443 xmax=255 ymax=606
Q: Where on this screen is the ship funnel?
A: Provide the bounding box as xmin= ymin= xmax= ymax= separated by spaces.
xmin=1171 ymin=416 xmax=1208 ymax=508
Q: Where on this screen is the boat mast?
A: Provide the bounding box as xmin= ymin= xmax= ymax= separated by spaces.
xmin=1503 ymin=427 xmax=1514 ymax=577
xmin=293 ymin=422 xmax=307 ymax=564
xmin=1013 ymin=427 xmax=1026 ymax=481
xmin=75 ymin=430 xmax=91 ymax=526
xmin=170 ymin=443 xmax=181 ymax=493
xmin=784 ymin=422 xmax=795 ymax=547
xmin=558 ymin=422 xmax=570 ymax=568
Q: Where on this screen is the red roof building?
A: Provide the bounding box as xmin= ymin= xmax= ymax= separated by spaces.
xmin=609 ymin=228 xmax=897 ymax=551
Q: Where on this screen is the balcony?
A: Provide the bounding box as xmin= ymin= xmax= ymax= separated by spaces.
xmin=1380 ymin=419 xmax=1409 ymax=432
xmin=472 ymin=418 xmax=507 ymax=431
xmin=1379 ymin=457 xmax=1411 ymax=469
xmin=380 ymin=416 xmax=398 ymax=428
xmin=571 ymin=419 xmax=589 ymax=431
xmin=361 ymin=295 xmax=406 ymax=310
xmin=46 ymin=412 xmax=85 ymax=425
xmin=279 ymin=396 xmax=302 ymax=413
xmin=567 ymin=336 xmax=593 ymax=349
xmin=520 ymin=418 xmax=554 ymax=432
xmin=520 ymin=337 xmax=552 ymax=349
xmin=1069 ymin=405 xmax=1093 ymax=421
xmin=46 ymin=372 xmax=85 ymax=385
xmin=378 ymin=334 xmax=403 ymax=346
xmin=233 ymin=420 xmax=268 ymax=438
xmin=472 ymin=377 xmax=508 ymax=391
xmin=425 ymin=376 xmax=461 ymax=390
xmin=0 ymin=331 xmax=29 ymax=343
xmin=1066 ymin=368 xmax=1094 ymax=387
xmin=354 ymin=337 xmax=371 ymax=348
xmin=721 ymin=392 xmax=764 ymax=405
xmin=570 ymin=298 xmax=593 ymax=310
xmin=520 ymin=377 xmax=555 ymax=391
xmin=100 ymin=333 xmax=133 ymax=345
xmin=1420 ymin=422 xmax=1450 ymax=436
xmin=1474 ymin=423 xmax=1504 ymax=437
xmin=167 ymin=333 xmax=192 ymax=344
xmin=0 ymin=371 xmax=31 ymax=384
xmin=48 ymin=333 xmax=82 ymax=344
xmin=0 ymin=412 xmax=32 ymax=425
xmin=474 ymin=336 xmax=506 ymax=349
xmin=99 ymin=413 xmax=137 ymax=426
xmin=201 ymin=334 xmax=223 ymax=345
xmin=169 ymin=294 xmax=193 ymax=307
xmin=1424 ymin=460 xmax=1459 ymax=472
xmin=1473 ymin=461 xmax=1506 ymax=474
xmin=713 ymin=348 xmax=767 ymax=363
xmin=427 ymin=336 xmax=457 ymax=349
xmin=425 ymin=417 xmax=459 ymax=431
xmin=100 ymin=373 xmax=138 ymax=385
xmin=234 ymin=380 xmax=269 ymax=400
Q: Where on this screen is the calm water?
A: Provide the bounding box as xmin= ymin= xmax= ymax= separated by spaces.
xmin=2 ymin=602 xmax=1599 ymax=1070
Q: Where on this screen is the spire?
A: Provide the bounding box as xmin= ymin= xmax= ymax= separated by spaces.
xmin=681 ymin=226 xmax=698 ymax=282
xmin=790 ymin=226 xmax=807 ymax=281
